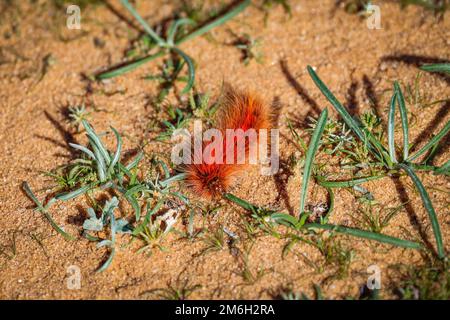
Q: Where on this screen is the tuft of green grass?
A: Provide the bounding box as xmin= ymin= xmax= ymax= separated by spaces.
xmin=133 ymin=206 xmax=180 ymax=255
xmin=155 ymin=105 xmax=191 ymax=142
xmin=404 ymin=72 xmax=449 ymax=109
xmin=0 ymin=231 xmax=17 ymax=264
xmin=239 ymin=255 xmax=268 ymax=285
xmin=237 ymin=200 xmax=285 ymax=239
xmin=201 ymin=227 xmax=226 ymax=254
xmin=315 ymin=236 xmax=354 ymax=279
xmin=189 ymin=89 xmax=220 ymax=124
xmin=230 ymin=32 xmax=264 ymax=66
xmin=141 ymin=280 xmax=201 ymax=300
xmin=235 ymin=241 xmax=268 ymax=285
xmin=65 ymin=104 xmax=91 ymax=132
xmin=393 ymin=262 xmax=449 ymax=299
xmin=144 ymin=57 xmax=189 ymax=106
xmin=309 ymin=110 xmax=386 ymax=175
xmin=353 ymin=201 xmax=405 ymax=233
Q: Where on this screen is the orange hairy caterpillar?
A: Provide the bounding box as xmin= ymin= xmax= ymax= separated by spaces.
xmin=182 ymin=86 xmax=275 ymax=199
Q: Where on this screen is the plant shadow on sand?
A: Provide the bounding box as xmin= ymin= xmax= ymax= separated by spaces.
xmin=381 ymin=54 xmax=450 ymax=84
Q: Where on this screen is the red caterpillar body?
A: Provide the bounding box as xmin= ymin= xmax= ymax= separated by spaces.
xmin=183 ymin=86 xmax=273 ymax=199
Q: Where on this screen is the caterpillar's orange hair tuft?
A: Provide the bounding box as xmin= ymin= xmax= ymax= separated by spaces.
xmin=182 ymin=85 xmax=274 ymax=199
xmin=217 ymin=86 xmax=273 ymax=133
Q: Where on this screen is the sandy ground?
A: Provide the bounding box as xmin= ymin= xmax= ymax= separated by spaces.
xmin=0 ymin=0 xmax=449 ymax=299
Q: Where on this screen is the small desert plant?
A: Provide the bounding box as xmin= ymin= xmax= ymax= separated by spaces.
xmin=144 ymin=57 xmax=189 ymax=106
xmin=201 ymin=227 xmax=226 ymax=254
xmin=189 ymin=89 xmax=220 ymax=124
xmin=393 ymin=261 xmax=449 ymax=299
xmin=65 ymin=104 xmax=91 ymax=132
xmin=96 ymin=0 xmax=250 ymax=95
xmin=141 ymin=279 xmax=201 ymax=300
xmin=23 ymin=119 xmax=188 ymax=271
xmin=230 ymin=32 xmax=264 ymax=65
xmin=0 ymin=232 xmax=17 ymax=265
xmin=82 ymin=197 xmax=132 ymax=272
xmin=134 ymin=207 xmax=180 ymax=255
xmin=156 ymin=105 xmax=191 ymax=142
xmin=352 ymin=201 xmax=405 ymax=233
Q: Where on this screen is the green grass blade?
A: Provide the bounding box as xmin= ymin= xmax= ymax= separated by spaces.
xmin=96 ymin=51 xmax=165 ymax=80
xmin=82 ymin=120 xmax=111 ymax=165
xmin=300 ymin=108 xmax=328 ymax=215
xmin=89 ymin=139 xmax=107 ymax=181
xmin=407 ymin=121 xmax=450 ymax=162
xmin=394 ymin=82 xmax=409 ymax=160
xmin=22 ymin=182 xmax=76 ymax=241
xmin=363 ymin=126 xmax=392 ymax=167
xmin=435 ymin=159 xmax=450 ymax=175
xmin=322 ymin=187 xmax=335 ymax=223
xmin=68 ymin=143 xmax=96 ymax=160
xmin=399 ymin=164 xmax=444 ymax=258
xmin=108 ymin=127 xmax=122 ymax=175
xmin=304 ymin=223 xmax=423 ymax=249
xmin=96 ymin=248 xmax=115 ymax=273
xmin=124 ymin=194 xmax=141 ymax=221
xmin=171 ymin=47 xmax=195 ymax=94
xmin=307 ymin=66 xmax=366 ymax=142
xmin=271 ymin=213 xmax=300 ymax=228
xmin=167 ymin=18 xmax=195 ymax=45
xmin=156 ymin=160 xmax=170 ymax=179
xmin=55 ymin=183 xmax=95 ymax=201
xmin=159 ymin=172 xmax=188 ymax=188
xmin=225 ymin=194 xmax=297 ymax=227
xmin=420 ymin=63 xmax=450 ymax=75
xmin=317 ymin=175 xmax=386 ymax=188
xmin=132 ymin=200 xmax=164 ymax=236
xmin=125 ymin=152 xmax=144 ymax=171
xmin=224 ymin=193 xmax=255 ymax=211
xmin=120 ymin=0 xmax=165 ymax=46
xmin=124 ymin=184 xmax=147 ymax=197
xmin=176 ymin=0 xmax=250 ymax=45
xmin=388 ymin=91 xmax=398 ymax=163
